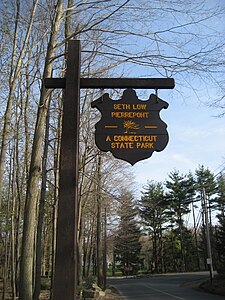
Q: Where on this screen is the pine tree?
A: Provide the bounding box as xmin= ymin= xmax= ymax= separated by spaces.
xmin=165 ymin=170 xmax=193 ymax=272
xmin=216 ymin=173 xmax=225 ymax=217
xmin=195 ymin=166 xmax=217 ymax=270
xmin=195 ymin=165 xmax=217 ymax=221
xmin=216 ymin=215 xmax=225 ymax=275
xmin=114 ymin=190 xmax=141 ymax=275
xmin=215 ymin=174 xmax=225 ymax=274
xmin=139 ymin=181 xmax=167 ymax=273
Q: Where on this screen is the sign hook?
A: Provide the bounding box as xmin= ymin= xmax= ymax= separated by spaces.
xmin=155 ymin=88 xmax=159 ymax=103
xmin=100 ymin=88 xmax=104 ymax=103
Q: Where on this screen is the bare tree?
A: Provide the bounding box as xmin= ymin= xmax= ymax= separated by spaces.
xmin=0 ymin=0 xmax=39 ymax=209
xmin=0 ymin=1 xmax=225 ymax=298
xmin=19 ymin=1 xmax=64 ymax=299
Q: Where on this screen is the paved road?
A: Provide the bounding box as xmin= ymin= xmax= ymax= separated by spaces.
xmin=108 ymin=272 xmax=225 ymax=299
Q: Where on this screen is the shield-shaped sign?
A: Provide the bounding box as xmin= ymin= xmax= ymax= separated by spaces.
xmin=91 ymin=88 xmax=169 ymax=165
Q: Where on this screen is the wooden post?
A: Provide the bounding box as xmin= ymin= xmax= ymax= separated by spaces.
xmin=53 ymin=40 xmax=80 ymax=300
xmin=43 ymin=39 xmax=175 ymax=299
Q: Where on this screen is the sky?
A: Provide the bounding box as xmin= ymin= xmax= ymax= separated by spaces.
xmin=132 ymin=88 xmax=225 ymax=192
xmin=128 ymin=87 xmax=225 ymax=227
xmin=123 ymin=0 xmax=225 ymax=192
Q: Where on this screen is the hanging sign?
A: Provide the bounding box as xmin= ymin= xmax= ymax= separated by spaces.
xmin=91 ymin=88 xmax=169 ymax=165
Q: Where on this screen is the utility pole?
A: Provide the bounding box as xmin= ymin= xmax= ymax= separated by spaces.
xmin=96 ymin=153 xmax=103 ymax=288
xmin=202 ymin=186 xmax=214 ymax=282
xmin=103 ymin=207 xmax=107 ymax=290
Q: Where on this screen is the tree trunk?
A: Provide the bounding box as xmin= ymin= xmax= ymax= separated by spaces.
xmin=33 ymin=110 xmax=50 ymax=300
xmin=179 ymin=218 xmax=186 ymax=272
xmin=159 ymin=223 xmax=164 ymax=273
xmin=19 ymin=1 xmax=63 ymax=299
xmin=50 ymin=103 xmax=62 ymax=300
xmin=2 ymin=154 xmax=12 ymax=300
xmin=11 ymin=144 xmax=17 ymax=300
xmin=152 ymin=230 xmax=157 ymax=273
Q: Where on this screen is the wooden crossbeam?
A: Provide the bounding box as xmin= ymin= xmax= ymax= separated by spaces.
xmin=44 ymin=77 xmax=175 ymax=89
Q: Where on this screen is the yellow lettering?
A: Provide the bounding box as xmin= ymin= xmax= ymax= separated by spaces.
xmin=113 ymin=135 xmax=157 ymax=142
xmin=136 ymin=142 xmax=154 ymax=149
xmin=113 ymin=104 xmax=120 ymax=110
xmin=111 ymin=111 xmax=149 ymax=118
xmin=106 ymin=136 xmax=111 ymax=142
xmin=111 ymin=142 xmax=134 ymax=149
xmin=133 ymin=104 xmax=147 ymax=110
xmin=113 ymin=103 xmax=131 ymax=110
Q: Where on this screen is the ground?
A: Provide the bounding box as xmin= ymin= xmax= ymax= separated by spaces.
xmin=99 ymin=287 xmax=124 ymax=300
xmin=103 ymin=275 xmax=225 ymax=300
xmin=199 ymin=276 xmax=225 ymax=296
xmin=1 ymin=275 xmax=225 ymax=299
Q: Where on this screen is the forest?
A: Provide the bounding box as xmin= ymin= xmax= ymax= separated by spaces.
xmin=0 ymin=0 xmax=225 ymax=299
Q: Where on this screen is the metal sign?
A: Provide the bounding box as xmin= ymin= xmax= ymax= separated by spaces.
xmin=91 ymin=88 xmax=169 ymax=165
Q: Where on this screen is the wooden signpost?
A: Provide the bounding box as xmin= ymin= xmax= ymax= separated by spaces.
xmin=44 ymin=39 xmax=175 ymax=300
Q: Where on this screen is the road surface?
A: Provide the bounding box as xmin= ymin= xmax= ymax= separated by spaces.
xmin=108 ymin=272 xmax=224 ymax=299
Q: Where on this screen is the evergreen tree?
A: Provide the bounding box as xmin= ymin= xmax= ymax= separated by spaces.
xmin=195 ymin=166 xmax=217 ymax=270
xmin=163 ymin=229 xmax=180 ymax=272
xmin=195 ymin=165 xmax=217 ymax=219
xmin=139 ymin=181 xmax=167 ymax=273
xmin=114 ymin=190 xmax=141 ymax=275
xmin=180 ymin=226 xmax=199 ymax=271
xmin=215 ymin=173 xmax=225 ymax=274
xmin=165 ymin=170 xmax=193 ymax=271
xmin=216 ymin=173 xmax=225 ymax=217
xmin=216 ymin=215 xmax=225 ymax=275
xmin=163 ymin=226 xmax=198 ymax=272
